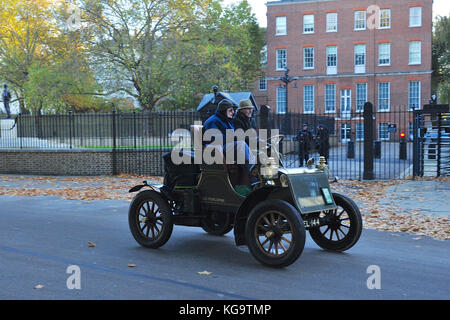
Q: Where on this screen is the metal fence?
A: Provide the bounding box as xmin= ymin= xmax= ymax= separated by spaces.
xmin=271 ymin=109 xmax=414 ymax=180
xmin=0 ymin=108 xmax=417 ymax=179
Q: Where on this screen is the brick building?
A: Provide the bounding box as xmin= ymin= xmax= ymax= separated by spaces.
xmin=253 ymin=0 xmax=433 ymax=141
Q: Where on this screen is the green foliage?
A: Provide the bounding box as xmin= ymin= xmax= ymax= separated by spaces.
xmin=0 ymin=0 xmax=265 ymax=112
xmin=161 ymin=0 xmax=266 ymax=110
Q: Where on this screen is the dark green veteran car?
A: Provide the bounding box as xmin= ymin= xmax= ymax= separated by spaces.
xmin=128 ymin=135 xmax=362 ymax=268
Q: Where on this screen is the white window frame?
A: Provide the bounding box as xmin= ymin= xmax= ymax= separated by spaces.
xmin=340 ymin=89 xmax=352 ymax=119
xmin=324 ymin=84 xmax=336 ymax=113
xmin=341 ymin=123 xmax=351 ymax=142
xmin=379 ymin=9 xmax=391 ymax=29
xmin=303 ymin=47 xmax=314 ymax=70
xmin=409 ymin=41 xmax=421 ymax=65
xmin=378 ymin=43 xmax=391 ymax=66
xmin=326 ymin=13 xmax=338 ymax=32
xmin=409 ymin=7 xmax=422 ymax=27
xmin=276 ymin=86 xmax=287 ymax=114
xmin=356 ymin=123 xmax=364 ymax=141
xmin=303 ymin=85 xmax=315 ymax=114
xmin=356 ymin=83 xmax=368 ymax=112
xmin=408 ymin=81 xmax=421 ymax=111
xmin=354 ymin=11 xmax=366 ymax=30
xmin=378 ymin=82 xmax=390 ymax=112
xmin=326 ymin=46 xmax=337 ymax=75
xmin=303 ymin=14 xmax=314 ymax=34
xmin=354 ymin=44 xmax=366 ymax=73
xmin=259 ymin=77 xmax=267 ymax=91
xmin=378 ymin=123 xmax=390 ymax=141
xmin=276 ymin=49 xmax=287 ymax=71
xmin=276 ymin=16 xmax=287 ymax=35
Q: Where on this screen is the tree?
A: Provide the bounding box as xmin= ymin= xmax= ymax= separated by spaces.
xmin=157 ymin=0 xmax=266 ymax=110
xmin=79 ymin=0 xmax=212 ymax=111
xmin=0 ymin=0 xmax=104 ymax=113
xmin=0 ymin=0 xmax=57 ymax=113
xmin=432 ymin=16 xmax=450 ymax=104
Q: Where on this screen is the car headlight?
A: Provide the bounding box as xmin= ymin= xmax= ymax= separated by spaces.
xmin=261 ymin=157 xmax=278 ymax=180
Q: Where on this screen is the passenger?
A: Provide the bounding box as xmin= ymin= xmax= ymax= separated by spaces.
xmin=203 ymin=99 xmax=256 ymax=184
xmin=203 ymin=99 xmax=236 ymax=146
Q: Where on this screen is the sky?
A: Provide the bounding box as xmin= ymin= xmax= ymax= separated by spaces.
xmin=222 ymin=0 xmax=450 ymax=28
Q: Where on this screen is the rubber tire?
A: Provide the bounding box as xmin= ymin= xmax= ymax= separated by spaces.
xmin=128 ymin=190 xmax=173 ymax=249
xmin=246 ymin=199 xmax=306 ymax=268
xmin=309 ymin=193 xmax=362 ymax=252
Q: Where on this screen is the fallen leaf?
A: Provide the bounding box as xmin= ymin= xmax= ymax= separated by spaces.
xmin=88 ymin=241 xmax=96 ymax=247
xmin=197 ymin=270 xmax=212 ymax=275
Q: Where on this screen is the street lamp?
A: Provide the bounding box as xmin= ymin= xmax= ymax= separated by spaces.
xmin=279 ymin=67 xmax=297 ymax=135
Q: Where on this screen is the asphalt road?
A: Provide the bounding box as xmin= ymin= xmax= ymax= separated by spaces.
xmin=0 ymin=195 xmax=448 ymax=300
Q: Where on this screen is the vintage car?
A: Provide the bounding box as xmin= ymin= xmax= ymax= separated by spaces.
xmin=128 ymin=134 xmax=362 ymax=268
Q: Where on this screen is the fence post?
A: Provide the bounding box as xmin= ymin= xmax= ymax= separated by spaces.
xmin=363 ymin=102 xmax=374 ymax=180
xmin=133 ymin=109 xmax=137 ymax=149
xmin=112 ymin=106 xmax=117 ymax=175
xmin=18 ymin=113 xmax=23 ymax=149
xmin=412 ymin=109 xmax=420 ymax=178
xmin=437 ymin=113 xmax=442 ymax=177
xmin=68 ymin=110 xmax=73 ymax=149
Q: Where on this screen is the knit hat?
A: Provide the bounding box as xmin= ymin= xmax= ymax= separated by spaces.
xmin=237 ymin=99 xmax=254 ymax=111
xmin=217 ymin=99 xmax=236 ymax=113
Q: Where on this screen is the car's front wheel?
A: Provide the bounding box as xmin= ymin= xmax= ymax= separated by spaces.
xmin=309 ymin=193 xmax=362 ymax=252
xmin=246 ymin=200 xmax=305 ymax=268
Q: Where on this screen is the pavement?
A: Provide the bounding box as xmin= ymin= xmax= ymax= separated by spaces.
xmin=380 ymin=179 xmax=450 ymax=217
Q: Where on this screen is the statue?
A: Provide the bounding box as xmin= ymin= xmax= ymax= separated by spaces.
xmin=2 ymin=84 xmax=12 ymax=119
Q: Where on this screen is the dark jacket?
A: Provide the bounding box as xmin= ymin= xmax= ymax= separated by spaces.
xmin=203 ymin=110 xmax=235 ymax=145
xmin=295 ymin=129 xmax=314 ymax=153
xmin=317 ymin=127 xmax=330 ymax=156
xmin=232 ymin=112 xmax=258 ymax=147
xmin=232 ymin=112 xmax=256 ymax=132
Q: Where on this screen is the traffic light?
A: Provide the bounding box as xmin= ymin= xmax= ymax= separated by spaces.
xmin=399 ymin=132 xmax=407 ymax=160
xmin=400 ymin=132 xmax=406 ymax=140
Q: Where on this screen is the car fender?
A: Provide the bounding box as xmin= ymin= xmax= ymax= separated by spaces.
xmin=233 ymin=186 xmax=295 ymax=246
xmin=129 ymin=182 xmax=172 ymax=203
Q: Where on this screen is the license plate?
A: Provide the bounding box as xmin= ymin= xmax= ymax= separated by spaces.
xmin=304 ymin=217 xmax=320 ymax=228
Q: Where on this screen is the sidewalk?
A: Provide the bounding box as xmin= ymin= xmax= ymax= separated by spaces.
xmin=381 ymin=179 xmax=450 ymax=218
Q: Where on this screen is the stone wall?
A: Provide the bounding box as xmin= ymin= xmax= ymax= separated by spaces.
xmin=0 ymin=149 xmax=168 ymax=176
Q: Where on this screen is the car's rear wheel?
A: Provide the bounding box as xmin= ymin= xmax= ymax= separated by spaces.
xmin=201 ymin=212 xmax=233 ymax=236
xmin=309 ymin=193 xmax=362 ymax=252
xmin=128 ymin=190 xmax=173 ymax=248
xmin=246 ymin=200 xmax=305 ymax=268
